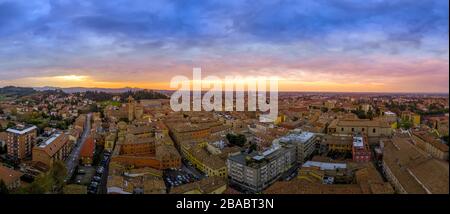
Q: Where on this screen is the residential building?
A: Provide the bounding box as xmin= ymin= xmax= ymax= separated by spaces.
xmin=352 ymin=135 xmax=371 ymax=163
xmin=170 ymin=177 xmax=227 ymax=194
xmin=321 ymin=135 xmax=353 ymax=153
xmin=6 ymin=124 xmax=37 ymax=161
xmin=180 ymin=140 xmax=227 ymax=177
xmin=32 ymin=133 xmax=72 ymax=167
xmin=277 ymin=131 xmax=318 ymax=163
xmin=227 ymin=142 xmax=297 ymax=193
xmin=264 ymin=163 xmax=394 ymax=194
xmin=80 ymin=136 xmax=95 ymax=166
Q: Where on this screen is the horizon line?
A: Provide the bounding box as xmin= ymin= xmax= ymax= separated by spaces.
xmin=1 ymin=85 xmax=448 ymax=95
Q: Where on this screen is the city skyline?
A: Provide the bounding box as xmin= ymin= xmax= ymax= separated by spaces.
xmin=0 ymin=0 xmax=449 ymax=93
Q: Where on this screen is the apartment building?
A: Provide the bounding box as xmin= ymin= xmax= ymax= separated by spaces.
xmin=6 ymin=124 xmax=37 ymax=161
xmin=277 ymin=131 xmax=318 ymax=163
xmin=227 ymin=142 xmax=297 ymax=193
xmin=32 ymin=133 xmax=72 ymax=167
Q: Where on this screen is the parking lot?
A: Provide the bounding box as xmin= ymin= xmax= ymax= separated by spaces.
xmin=163 ymin=168 xmax=200 ymax=189
xmin=87 ymin=152 xmax=110 ymax=194
xmin=73 ymin=166 xmax=95 ymax=185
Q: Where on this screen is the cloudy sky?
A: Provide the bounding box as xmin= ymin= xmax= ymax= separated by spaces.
xmin=0 ymin=0 xmax=448 ymax=92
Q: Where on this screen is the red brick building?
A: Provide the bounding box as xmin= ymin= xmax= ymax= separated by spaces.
xmin=352 ymin=135 xmax=371 ymax=163
xmin=80 ymin=136 xmax=95 ymax=166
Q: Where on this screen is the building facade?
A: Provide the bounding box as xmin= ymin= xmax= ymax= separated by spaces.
xmin=277 ymin=131 xmax=318 ymax=163
xmin=327 ymin=119 xmax=392 ymax=141
xmin=6 ymin=124 xmax=37 ymax=162
xmin=352 ymin=135 xmax=371 ymax=163
xmin=227 ymin=142 xmax=297 ymax=193
xmin=32 ymin=133 xmax=72 ymax=167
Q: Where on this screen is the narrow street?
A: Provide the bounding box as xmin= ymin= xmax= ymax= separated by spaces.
xmin=65 ymin=113 xmax=92 ymax=180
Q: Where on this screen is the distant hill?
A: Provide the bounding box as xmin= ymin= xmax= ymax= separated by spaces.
xmin=0 ymin=86 xmax=36 ymax=97
xmin=34 ymin=86 xmax=143 ymax=94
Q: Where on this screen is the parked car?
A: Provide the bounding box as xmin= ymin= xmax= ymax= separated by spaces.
xmin=96 ymin=167 xmax=104 ymax=174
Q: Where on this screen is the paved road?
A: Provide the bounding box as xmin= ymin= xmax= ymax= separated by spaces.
xmin=65 ymin=113 xmax=92 ymax=180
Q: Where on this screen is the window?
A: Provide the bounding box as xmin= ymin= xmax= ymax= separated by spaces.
xmin=362 ymin=128 xmax=365 ymax=131
xmin=351 ymin=128 xmax=354 ymax=132
xmin=341 ymin=128 xmax=344 ymax=131
xmin=373 ymin=128 xmax=376 ymax=133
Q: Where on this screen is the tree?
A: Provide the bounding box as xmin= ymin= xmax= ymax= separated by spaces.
xmin=375 ymin=107 xmax=381 ymax=116
xmin=6 ymin=121 xmax=15 ymax=129
xmin=367 ymin=109 xmax=374 ymax=120
xmin=248 ymin=142 xmax=258 ymax=152
xmin=88 ymin=104 xmax=100 ymax=113
xmin=27 ymin=181 xmax=47 ymax=194
xmin=226 ymin=133 xmax=247 ymax=147
xmin=19 ymin=161 xmax=68 ymax=194
xmin=399 ymin=118 xmax=412 ymax=129
xmin=49 ymin=160 xmax=67 ymax=192
xmin=0 ymin=179 xmax=9 ymax=194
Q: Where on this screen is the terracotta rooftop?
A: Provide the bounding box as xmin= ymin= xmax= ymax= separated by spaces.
xmin=35 ymin=133 xmax=70 ymax=157
xmin=80 ymin=136 xmax=95 ymax=158
xmin=383 ymin=136 xmax=449 ymax=194
xmin=170 ymin=177 xmax=226 ymax=194
xmin=0 ymin=164 xmax=23 ymax=186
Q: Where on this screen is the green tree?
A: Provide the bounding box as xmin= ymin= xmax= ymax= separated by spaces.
xmin=226 ymin=133 xmax=247 ymax=147
xmin=248 ymin=142 xmax=258 ymax=152
xmin=6 ymin=121 xmax=15 ymax=129
xmin=27 ymin=180 xmax=48 ymax=194
xmin=0 ymin=179 xmax=9 ymax=194
xmin=399 ymin=118 xmax=412 ymax=129
xmin=19 ymin=161 xmax=68 ymax=194
xmin=367 ymin=109 xmax=374 ymax=120
xmin=49 ymin=160 xmax=67 ymax=192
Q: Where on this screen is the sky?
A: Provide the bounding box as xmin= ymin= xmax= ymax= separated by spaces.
xmin=0 ymin=0 xmax=448 ymax=93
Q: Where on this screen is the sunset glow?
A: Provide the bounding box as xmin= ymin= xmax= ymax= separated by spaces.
xmin=0 ymin=0 xmax=448 ymax=93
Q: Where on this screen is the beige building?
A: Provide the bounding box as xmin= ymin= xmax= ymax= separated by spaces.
xmin=170 ymin=177 xmax=227 ymax=194
xmin=180 ymin=140 xmax=227 ymax=177
xmin=382 ymin=136 xmax=449 ymax=194
xmin=327 ymin=119 xmax=392 ymax=141
xmin=411 ymin=130 xmax=449 ymax=161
